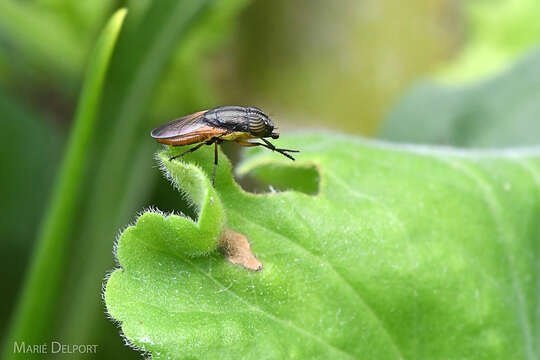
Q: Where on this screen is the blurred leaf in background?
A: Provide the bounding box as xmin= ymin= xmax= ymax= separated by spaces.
xmin=380 ymin=49 xmax=540 ymax=147
xmin=217 ymin=0 xmax=462 ymax=134
xmin=380 ymin=0 xmax=540 ymax=147
xmin=151 ymin=0 xmax=251 ymax=121
xmin=437 ymin=0 xmax=540 ymax=84
xmin=0 ymin=0 xmax=115 ymax=130
xmin=0 ymin=92 xmax=61 ymax=337
xmin=0 ymin=0 xmax=113 ymax=81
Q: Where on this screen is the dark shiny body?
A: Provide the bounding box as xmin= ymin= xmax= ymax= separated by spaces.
xmin=202 ymin=106 xmax=276 ymax=138
xmin=151 ymin=105 xmax=299 ymax=185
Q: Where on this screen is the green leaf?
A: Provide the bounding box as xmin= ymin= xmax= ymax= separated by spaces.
xmin=1 ymin=9 xmax=126 ymax=359
xmin=105 ymin=134 xmax=540 ymax=359
xmin=436 ymin=0 xmax=540 ymax=83
xmin=152 ymin=151 xmax=225 ymax=256
xmin=380 ymin=49 xmax=540 ymax=148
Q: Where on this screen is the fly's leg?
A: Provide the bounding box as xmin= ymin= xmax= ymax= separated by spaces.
xmin=169 ymin=138 xmax=220 ymax=187
xmin=169 ymin=142 xmax=205 ymax=161
xmin=237 ymin=138 xmax=299 ymax=161
xmin=208 ymin=135 xmax=229 ymax=187
xmin=212 ymin=141 xmax=218 ymax=186
xmin=261 ymin=138 xmax=300 ymax=159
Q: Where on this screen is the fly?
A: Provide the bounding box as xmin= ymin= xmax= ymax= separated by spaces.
xmin=151 ymin=105 xmax=299 ymax=185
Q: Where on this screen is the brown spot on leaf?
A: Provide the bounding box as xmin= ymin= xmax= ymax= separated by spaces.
xmin=218 ymin=229 xmax=263 ymax=271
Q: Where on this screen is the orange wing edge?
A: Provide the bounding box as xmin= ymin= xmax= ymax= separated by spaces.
xmin=156 ymin=126 xmax=227 ymax=146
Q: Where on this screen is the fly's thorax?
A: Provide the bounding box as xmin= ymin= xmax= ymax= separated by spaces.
xmin=202 ymin=105 xmax=274 ymax=137
xmin=204 ymin=106 xmax=250 ymax=132
xmin=246 ymin=106 xmax=274 ymax=137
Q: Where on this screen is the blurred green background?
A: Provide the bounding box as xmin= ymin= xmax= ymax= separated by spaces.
xmin=1 ymin=0 xmax=539 ymax=358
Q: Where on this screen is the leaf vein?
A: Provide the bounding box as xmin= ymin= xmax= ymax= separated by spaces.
xmin=512 ymin=157 xmax=540 ymax=356
xmin=182 ymin=256 xmax=360 ymax=360
xmin=438 ymin=156 xmax=535 ymax=360
xmin=227 ymin=207 xmax=404 ymax=360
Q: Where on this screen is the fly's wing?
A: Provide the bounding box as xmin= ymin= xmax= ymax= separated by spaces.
xmin=150 ymin=110 xmax=208 ymax=139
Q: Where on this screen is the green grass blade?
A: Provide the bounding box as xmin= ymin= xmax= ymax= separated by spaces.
xmin=1 ymin=9 xmax=127 ymax=360
xmin=57 ymin=0 xmax=218 ymax=347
